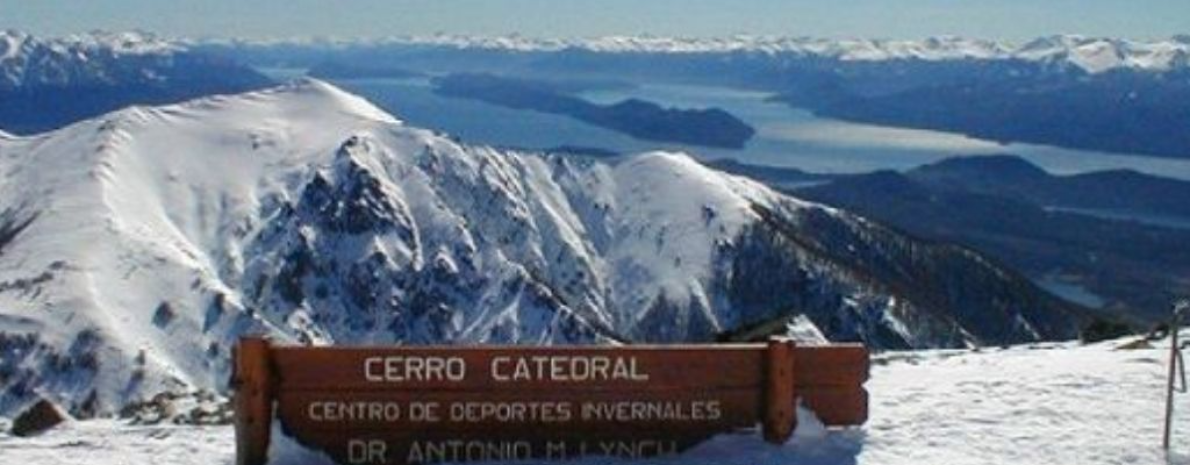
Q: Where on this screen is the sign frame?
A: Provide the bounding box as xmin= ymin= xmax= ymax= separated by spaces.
xmin=232 ymin=337 xmax=868 ymax=465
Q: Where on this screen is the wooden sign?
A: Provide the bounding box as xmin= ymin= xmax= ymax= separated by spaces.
xmin=232 ymin=337 xmax=869 ymax=465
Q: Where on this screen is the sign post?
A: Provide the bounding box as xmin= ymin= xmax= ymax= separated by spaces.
xmin=1164 ymin=300 xmax=1189 ymax=450
xmin=763 ymin=338 xmax=797 ymax=443
xmin=232 ymin=337 xmax=869 ymax=465
xmin=233 ymin=337 xmax=274 ymax=465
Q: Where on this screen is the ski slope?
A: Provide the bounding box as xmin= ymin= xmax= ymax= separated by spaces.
xmin=2 ymin=336 xmax=1187 ymax=465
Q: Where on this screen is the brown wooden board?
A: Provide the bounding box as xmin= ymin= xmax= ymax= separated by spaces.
xmin=801 ymin=387 xmax=869 ymax=425
xmin=277 ymin=388 xmax=760 ymax=432
xmin=269 ymin=345 xmax=868 ymax=390
xmin=270 ymin=345 xmax=766 ymax=391
xmin=285 ymin=431 xmax=724 ymax=465
xmin=234 ymin=339 xmax=871 ymax=465
xmin=793 ymin=345 xmax=870 ymax=387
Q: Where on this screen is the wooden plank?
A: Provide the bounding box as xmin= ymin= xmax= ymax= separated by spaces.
xmin=283 ymin=431 xmax=722 ymax=465
xmin=793 ymin=345 xmax=869 ymax=387
xmin=269 ymin=344 xmax=868 ymax=391
xmin=276 ymin=388 xmax=760 ymax=433
xmin=271 ymin=345 xmax=765 ymax=391
xmin=763 ymin=338 xmax=796 ymax=444
xmin=233 ymin=337 xmax=274 ymax=465
xmin=800 ymin=386 xmax=869 ymax=426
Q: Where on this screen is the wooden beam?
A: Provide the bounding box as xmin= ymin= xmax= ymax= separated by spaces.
xmin=763 ymin=338 xmax=797 ymax=444
xmin=234 ymin=336 xmax=275 ymax=465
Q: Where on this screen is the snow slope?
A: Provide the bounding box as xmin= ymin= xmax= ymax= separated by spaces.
xmin=0 ymin=80 xmax=1083 ymax=418
xmin=2 ymin=337 xmax=1186 ymax=465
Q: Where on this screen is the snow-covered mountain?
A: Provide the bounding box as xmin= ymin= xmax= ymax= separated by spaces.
xmin=1 ymin=30 xmax=211 ymax=89
xmin=0 ymin=30 xmax=271 ymax=134
xmin=202 ymin=33 xmax=1190 ymax=74
xmin=0 ymin=80 xmax=1084 ymax=417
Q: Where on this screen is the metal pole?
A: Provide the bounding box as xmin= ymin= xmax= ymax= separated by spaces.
xmin=1166 ymin=301 xmax=1189 ymax=450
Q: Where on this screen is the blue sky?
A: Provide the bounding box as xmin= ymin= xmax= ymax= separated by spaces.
xmin=1 ymin=0 xmax=1186 ymax=41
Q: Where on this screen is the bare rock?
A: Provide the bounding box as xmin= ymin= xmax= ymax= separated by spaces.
xmin=1115 ymin=338 xmax=1153 ymax=350
xmin=11 ymin=398 xmax=69 ymax=437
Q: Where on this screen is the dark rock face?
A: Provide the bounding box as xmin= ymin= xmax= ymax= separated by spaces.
xmin=241 ymin=139 xmax=608 ymax=346
xmin=152 ymin=302 xmax=176 ymax=328
xmin=717 ymin=202 xmax=1087 ymax=348
xmin=0 ymin=208 xmax=37 ymax=256
xmin=11 ymin=398 xmax=68 ymax=437
xmin=297 ymin=139 xmax=412 ymax=237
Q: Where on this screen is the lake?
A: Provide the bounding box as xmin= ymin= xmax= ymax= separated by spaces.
xmin=264 ymin=69 xmax=1190 ymax=181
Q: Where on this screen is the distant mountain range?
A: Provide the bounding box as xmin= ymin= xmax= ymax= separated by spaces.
xmin=5 ymin=30 xmax=1190 ymax=158
xmin=196 ymin=34 xmax=1190 ymax=74
xmin=199 ymin=33 xmax=1190 ymax=159
xmin=910 ymin=156 xmax=1190 ymax=219
xmin=0 ymin=80 xmax=1089 ymax=418
xmin=0 ymin=30 xmax=272 ymax=134
xmin=785 ymin=156 xmax=1190 ymax=321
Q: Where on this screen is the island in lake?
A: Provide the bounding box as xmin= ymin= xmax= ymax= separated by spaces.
xmin=432 ymin=73 xmax=756 ymax=149
xmin=307 ymin=61 xmax=426 ymax=80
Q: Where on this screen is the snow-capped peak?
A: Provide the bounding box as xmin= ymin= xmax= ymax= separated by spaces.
xmin=0 ymin=79 xmax=410 ymax=399
xmin=0 ymin=29 xmax=178 ymax=64
xmin=65 ymin=30 xmax=180 ymax=55
xmin=0 ymin=30 xmax=29 ymax=61
xmin=0 ymin=30 xmax=191 ymax=89
xmin=250 ymin=77 xmax=401 ymax=125
xmin=4 ymin=79 xmax=792 ymax=413
xmin=1015 ymin=35 xmax=1126 ymax=73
